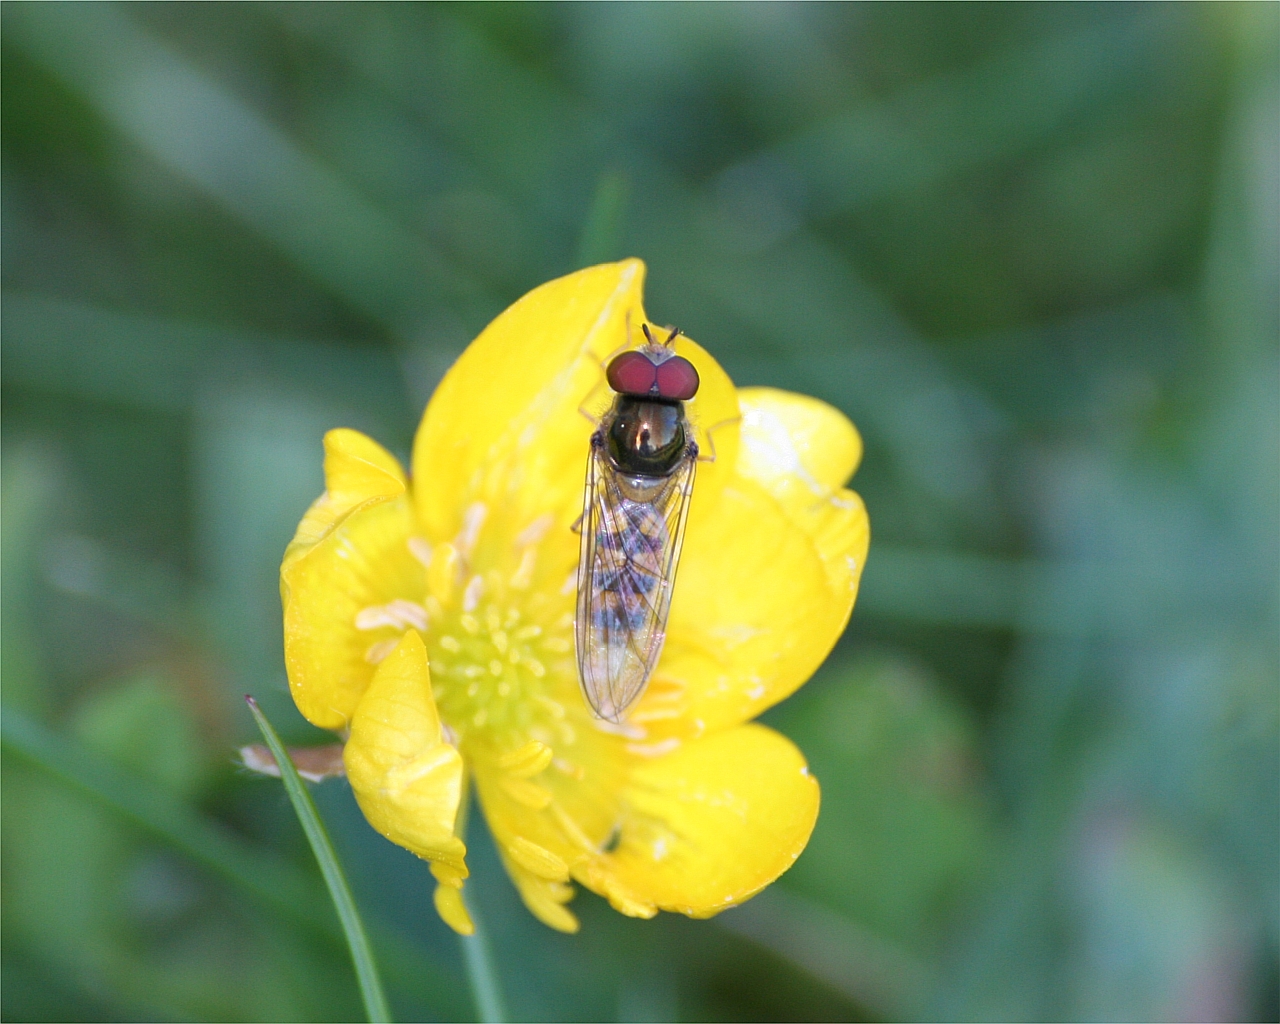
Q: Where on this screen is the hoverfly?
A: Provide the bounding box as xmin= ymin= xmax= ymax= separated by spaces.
xmin=575 ymin=325 xmax=700 ymax=722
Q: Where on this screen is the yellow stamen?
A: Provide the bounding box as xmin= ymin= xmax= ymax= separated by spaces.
xmin=507 ymin=837 xmax=569 ymax=881
xmin=499 ymin=740 xmax=553 ymax=777
xmin=500 ymin=775 xmax=552 ymax=809
xmin=407 ymin=535 xmax=433 ymax=568
xmin=428 ymin=542 xmax=460 ymax=604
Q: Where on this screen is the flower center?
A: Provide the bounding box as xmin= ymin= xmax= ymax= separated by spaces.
xmin=427 ymin=583 xmax=574 ymax=741
xmin=357 ymin=503 xmax=578 ymax=750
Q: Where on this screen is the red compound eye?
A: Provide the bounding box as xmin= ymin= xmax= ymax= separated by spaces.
xmin=606 ymin=350 xmax=658 ymax=396
xmin=655 ymin=355 xmax=700 ymax=400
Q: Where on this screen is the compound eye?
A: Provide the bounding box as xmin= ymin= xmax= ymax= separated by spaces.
xmin=655 ymin=356 xmax=700 ymax=400
xmin=606 ymin=350 xmax=658 ymax=396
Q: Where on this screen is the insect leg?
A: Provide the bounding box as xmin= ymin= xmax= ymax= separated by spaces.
xmin=696 ymin=415 xmax=742 ymax=464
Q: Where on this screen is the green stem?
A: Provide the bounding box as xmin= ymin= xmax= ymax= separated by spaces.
xmin=452 ymin=777 xmax=507 ymax=1023
xmin=460 ymin=897 xmax=508 ymax=1024
xmin=246 ymin=696 xmax=393 ymax=1024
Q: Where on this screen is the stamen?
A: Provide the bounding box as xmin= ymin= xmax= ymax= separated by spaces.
xmin=354 ymin=605 xmax=396 ymax=630
xmin=553 ymin=758 xmax=586 ymax=780
xmin=515 ymin=625 xmax=542 ymax=640
xmin=387 ymin=599 xmax=429 ymax=631
xmin=593 ymin=718 xmax=645 ymax=740
xmin=456 ymin=502 xmax=488 ymax=557
xmin=439 ymin=635 xmax=462 ymax=653
xmin=491 ymin=631 xmax=509 ymax=655
xmin=626 ymin=738 xmax=682 ymax=757
xmin=500 ymin=775 xmax=552 ymax=809
xmin=499 ymin=740 xmax=553 ymax=777
xmin=408 ymin=536 xmax=433 ymax=568
xmin=460 ymin=614 xmax=480 ymax=635
xmin=535 ymin=694 xmax=565 ymax=719
xmin=514 ymin=513 xmax=554 ymax=547
xmin=510 ymin=547 xmax=538 ymax=589
xmin=630 ymin=705 xmax=682 ymax=722
xmin=525 ymin=657 xmax=546 ymax=678
xmin=364 ymin=639 xmax=399 ymax=664
xmin=489 ymin=660 xmax=504 ymax=677
xmin=507 ymin=837 xmax=570 ymax=882
xmin=428 ymin=542 xmax=460 ymax=604
xmin=462 ymin=574 xmax=485 ymax=612
xmin=541 ymin=637 xmax=570 ymax=654
xmin=354 ymin=600 xmax=428 ymax=631
xmin=549 ymin=802 xmax=597 ymax=854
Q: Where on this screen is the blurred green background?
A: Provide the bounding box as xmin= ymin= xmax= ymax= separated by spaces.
xmin=3 ymin=3 xmax=1276 ymax=1021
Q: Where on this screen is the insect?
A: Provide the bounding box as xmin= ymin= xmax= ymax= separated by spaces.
xmin=575 ymin=324 xmax=700 ymax=722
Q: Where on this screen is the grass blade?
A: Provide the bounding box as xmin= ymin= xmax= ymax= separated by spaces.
xmin=246 ymin=696 xmax=392 ymax=1024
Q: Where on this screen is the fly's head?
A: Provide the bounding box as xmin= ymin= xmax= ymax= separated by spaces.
xmin=603 ymin=324 xmax=700 ymax=477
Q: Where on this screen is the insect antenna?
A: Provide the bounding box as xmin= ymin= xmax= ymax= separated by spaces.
xmin=640 ymin=322 xmax=682 ymax=359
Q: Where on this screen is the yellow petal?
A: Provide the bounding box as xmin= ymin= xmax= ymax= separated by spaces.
xmin=736 ymin=388 xmax=862 ymax=505
xmin=344 ymin=631 xmax=467 ymax=872
xmin=636 ymin=475 xmax=857 ymax=740
xmin=282 ymin=494 xmax=423 ymax=730
xmin=470 ymin=718 xmax=632 ymax=929
xmin=735 ymin=387 xmax=870 ymax=604
xmin=282 ymin=429 xmax=407 ymax=574
xmin=411 ymin=260 xmax=739 ymax=563
xmin=433 ymin=883 xmax=475 ymax=936
xmin=582 ymin=724 xmax=818 ymax=918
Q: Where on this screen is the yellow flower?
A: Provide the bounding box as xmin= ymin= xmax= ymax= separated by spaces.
xmin=280 ymin=260 xmax=869 ymax=934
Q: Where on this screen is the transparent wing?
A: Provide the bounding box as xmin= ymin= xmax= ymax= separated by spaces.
xmin=575 ymin=439 xmax=696 ymax=722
